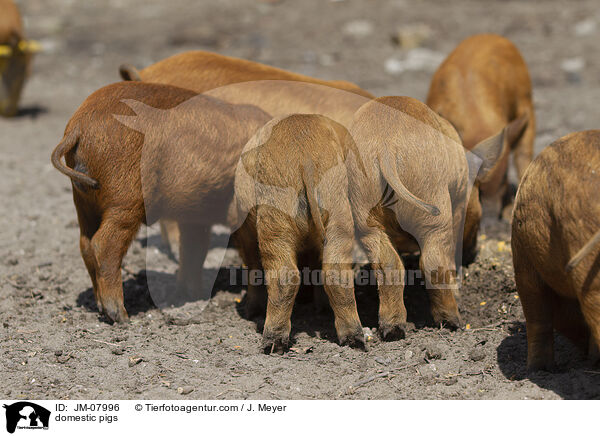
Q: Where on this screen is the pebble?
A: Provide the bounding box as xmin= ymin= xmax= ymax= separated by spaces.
xmin=425 ymin=344 xmax=443 ymax=360
xmin=574 ymin=19 xmax=596 ymax=36
xmin=404 ymin=350 xmax=414 ymax=361
xmin=384 ymin=48 xmax=444 ymax=75
xmin=112 ymin=348 xmax=124 ymax=355
xmin=391 ymin=23 xmax=432 ymax=49
xmin=56 ymin=355 xmax=71 ymax=364
xmin=342 ymin=20 xmax=374 ymax=38
xmin=375 ymin=356 xmax=390 ymax=366
xmin=469 ymin=348 xmax=486 ymax=362
xmin=128 ymin=356 xmax=143 ymax=367
xmin=177 ymin=386 xmax=194 ymax=395
xmin=561 ymin=57 xmax=585 ymax=73
xmin=444 ymin=377 xmax=458 ymax=386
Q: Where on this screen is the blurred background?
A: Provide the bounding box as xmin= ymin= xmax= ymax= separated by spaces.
xmin=12 ymin=0 xmax=600 ymax=152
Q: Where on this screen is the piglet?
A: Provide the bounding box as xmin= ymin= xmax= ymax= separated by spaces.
xmin=51 ymin=81 xmax=270 ymax=322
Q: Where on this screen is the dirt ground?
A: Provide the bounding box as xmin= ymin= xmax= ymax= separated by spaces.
xmin=1 ymin=0 xmax=599 ymax=400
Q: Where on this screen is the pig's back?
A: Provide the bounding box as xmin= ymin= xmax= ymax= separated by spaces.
xmin=139 ymin=51 xmax=373 ymax=98
xmin=512 ymin=130 xmax=600 ymax=295
xmin=427 ymin=34 xmax=531 ymax=147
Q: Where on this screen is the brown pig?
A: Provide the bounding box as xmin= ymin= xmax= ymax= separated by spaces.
xmin=0 ymin=0 xmax=32 ymax=117
xmin=512 ymin=130 xmax=600 ymax=371
xmin=119 ymin=51 xmax=375 ymax=253
xmin=347 ymin=96 xmax=512 ymax=338
xmin=0 ymin=0 xmax=23 ymax=46
xmin=427 ymin=34 xmax=535 ymax=220
xmin=231 ymin=114 xmax=366 ymax=352
xmin=119 ymin=50 xmax=374 ymax=104
xmin=51 ymin=82 xmax=270 ymax=323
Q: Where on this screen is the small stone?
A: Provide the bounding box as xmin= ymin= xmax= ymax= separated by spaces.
xmin=391 ymin=23 xmax=432 ymax=49
xmin=374 ymin=356 xmax=390 ymax=366
xmin=342 ymin=20 xmax=374 ymax=38
xmin=54 ymin=350 xmax=62 ymax=356
xmin=363 ymin=327 xmax=374 ymax=342
xmin=425 ymin=344 xmax=443 ymax=360
xmin=444 ymin=377 xmax=458 ymax=386
xmin=469 ymin=348 xmax=486 ymax=362
xmin=561 ymin=57 xmax=585 ymax=73
xmin=574 ymin=19 xmax=596 ymax=36
xmin=404 ymin=350 xmax=414 ymax=361
xmin=177 ymin=386 xmax=194 ymax=395
xmin=128 ymin=356 xmax=143 ymax=367
xmin=112 ymin=348 xmax=124 ymax=355
xmin=384 ymin=48 xmax=444 ymax=75
xmin=56 ymin=355 xmax=71 ymax=364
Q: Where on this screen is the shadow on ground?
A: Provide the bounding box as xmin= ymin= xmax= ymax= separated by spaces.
xmin=497 ymin=322 xmax=600 ymax=399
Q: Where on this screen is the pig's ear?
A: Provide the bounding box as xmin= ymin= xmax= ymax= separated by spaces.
xmin=119 ymin=64 xmax=142 ymax=81
xmin=469 ymin=128 xmax=506 ymax=182
xmin=505 ymin=113 xmax=529 ymax=149
xmin=113 ymin=99 xmax=158 ymax=133
xmin=470 ymin=114 xmax=530 ymax=181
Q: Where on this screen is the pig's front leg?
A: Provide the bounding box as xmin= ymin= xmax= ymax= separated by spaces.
xmin=418 ymin=232 xmax=462 ymax=330
xmin=176 ymin=223 xmax=211 ymax=303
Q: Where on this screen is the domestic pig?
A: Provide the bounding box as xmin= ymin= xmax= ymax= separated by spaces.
xmin=119 ymin=50 xmax=375 ymax=253
xmin=0 ymin=0 xmax=22 ymax=47
xmin=231 ymin=114 xmax=367 ymax=352
xmin=51 ymin=81 xmax=270 ymax=323
xmin=427 ymin=34 xmax=535 ymax=220
xmin=512 ymin=130 xmax=600 ymax=371
xmin=348 ymin=96 xmax=513 ymax=338
xmin=0 ymin=0 xmax=31 ymax=117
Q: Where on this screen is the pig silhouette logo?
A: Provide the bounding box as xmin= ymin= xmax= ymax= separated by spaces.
xmin=3 ymin=402 xmax=50 ymax=433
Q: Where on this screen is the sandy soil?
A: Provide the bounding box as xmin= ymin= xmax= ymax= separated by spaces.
xmin=1 ymin=0 xmax=599 ymax=399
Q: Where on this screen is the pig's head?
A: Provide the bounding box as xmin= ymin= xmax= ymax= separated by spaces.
xmin=462 ymin=115 xmax=529 ymax=263
xmin=467 ymin=114 xmax=529 ymax=220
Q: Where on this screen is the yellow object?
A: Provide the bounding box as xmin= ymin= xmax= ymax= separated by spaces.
xmin=497 ymin=241 xmax=506 ymax=252
xmin=479 ymin=301 xmax=486 ymax=306
xmin=466 ymin=324 xmax=471 ymax=330
xmin=18 ymin=40 xmax=42 ymax=53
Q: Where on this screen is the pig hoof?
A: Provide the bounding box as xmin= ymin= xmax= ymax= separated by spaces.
xmin=526 ymin=358 xmax=556 ymax=373
xmin=379 ymin=323 xmax=407 ymax=341
xmin=262 ymin=335 xmax=289 ymax=355
xmin=102 ymin=302 xmax=129 ymax=324
xmin=339 ymin=331 xmax=367 ymax=350
xmin=432 ymin=312 xmax=462 ymax=330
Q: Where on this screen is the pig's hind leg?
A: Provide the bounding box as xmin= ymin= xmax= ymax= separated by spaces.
xmin=257 ymin=208 xmax=300 ymax=354
xmin=232 ymin=215 xmax=267 ymax=319
xmin=73 ymin=192 xmax=101 ymax=310
xmin=578 ymin=290 xmax=600 ymax=365
xmin=513 ymin=253 xmax=555 ymax=372
xmin=321 ymin=205 xmax=365 ymax=349
xmin=359 ymin=226 xmax=408 ymax=341
xmin=418 ymin=229 xmax=462 ymax=330
xmin=90 ymin=209 xmax=140 ymax=323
